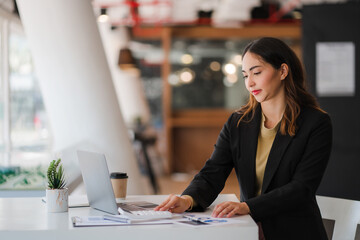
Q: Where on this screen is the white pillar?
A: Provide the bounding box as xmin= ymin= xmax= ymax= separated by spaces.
xmin=16 ymin=0 xmax=146 ymax=194
xmin=97 ymin=24 xmax=151 ymax=129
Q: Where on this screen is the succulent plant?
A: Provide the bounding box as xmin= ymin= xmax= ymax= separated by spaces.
xmin=47 ymin=159 xmax=66 ymax=189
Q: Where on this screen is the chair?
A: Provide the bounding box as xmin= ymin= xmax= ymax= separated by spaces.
xmin=355 ymin=224 xmax=360 ymax=240
xmin=132 ymin=130 xmax=160 ymax=194
xmin=322 ymin=218 xmax=335 ymax=239
xmin=316 ymin=195 xmax=360 ymax=240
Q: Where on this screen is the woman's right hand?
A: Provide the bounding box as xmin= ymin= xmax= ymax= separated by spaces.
xmin=154 ymin=194 xmax=192 ymax=213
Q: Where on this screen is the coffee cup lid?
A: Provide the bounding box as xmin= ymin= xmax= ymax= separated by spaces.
xmin=110 ymin=172 xmax=128 ymax=179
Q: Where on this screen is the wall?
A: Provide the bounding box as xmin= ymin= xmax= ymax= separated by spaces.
xmin=303 ymin=2 xmax=360 ymax=201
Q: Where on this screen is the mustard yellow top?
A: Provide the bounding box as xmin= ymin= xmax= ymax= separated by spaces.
xmin=184 ymin=113 xmax=280 ymax=208
xmin=255 ymin=113 xmax=280 ymax=196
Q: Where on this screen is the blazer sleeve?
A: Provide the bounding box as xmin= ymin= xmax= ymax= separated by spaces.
xmin=245 ymin=113 xmax=332 ymax=221
xmin=181 ymin=113 xmax=237 ymax=211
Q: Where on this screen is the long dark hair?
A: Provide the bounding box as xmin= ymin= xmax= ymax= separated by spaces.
xmin=237 ymin=37 xmax=323 ymax=136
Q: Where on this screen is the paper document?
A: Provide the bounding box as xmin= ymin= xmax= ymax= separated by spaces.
xmin=316 ymin=42 xmax=355 ymax=96
xmin=175 ymin=214 xmax=247 ymax=227
xmin=72 ymin=216 xmax=130 ymax=227
xmin=72 ymin=216 xmax=173 ymax=227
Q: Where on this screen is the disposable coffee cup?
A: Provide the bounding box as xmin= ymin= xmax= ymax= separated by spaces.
xmin=110 ymin=172 xmax=128 ymax=199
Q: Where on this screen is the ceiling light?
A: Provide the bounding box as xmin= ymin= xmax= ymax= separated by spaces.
xmin=227 ymin=74 xmax=238 ymax=84
xmin=223 ymin=63 xmax=237 ymax=75
xmin=118 ymin=47 xmax=136 ymax=70
xmin=233 ymin=54 xmax=242 ymax=66
xmin=98 ymin=8 xmax=109 ymax=23
xmin=179 ymin=68 xmax=195 ymax=84
xmin=181 ymin=54 xmax=193 ymax=65
xmin=223 ymin=75 xmax=238 ymax=87
xmin=209 ymin=61 xmax=221 ymax=71
xmin=168 ymin=73 xmax=180 ymax=86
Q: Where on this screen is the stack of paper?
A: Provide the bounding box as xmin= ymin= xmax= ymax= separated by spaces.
xmin=72 ymin=216 xmax=173 ymax=227
xmin=72 ymin=214 xmax=247 ymax=227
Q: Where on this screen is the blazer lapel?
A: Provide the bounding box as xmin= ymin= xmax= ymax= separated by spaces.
xmin=261 ymin=108 xmax=309 ymax=194
xmin=240 ymin=106 xmax=261 ymax=199
xmin=261 ymin=129 xmax=292 ymax=194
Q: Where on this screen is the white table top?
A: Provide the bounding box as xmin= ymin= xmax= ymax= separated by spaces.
xmin=0 ymin=194 xmax=258 ymax=240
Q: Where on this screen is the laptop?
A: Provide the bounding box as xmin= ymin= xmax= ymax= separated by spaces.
xmin=77 ymin=150 xmax=168 ymax=218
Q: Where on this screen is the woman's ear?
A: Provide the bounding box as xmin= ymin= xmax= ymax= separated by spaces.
xmin=280 ymin=63 xmax=289 ymax=80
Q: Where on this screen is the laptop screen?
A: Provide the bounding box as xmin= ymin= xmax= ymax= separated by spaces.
xmin=77 ymin=150 xmax=119 ymax=215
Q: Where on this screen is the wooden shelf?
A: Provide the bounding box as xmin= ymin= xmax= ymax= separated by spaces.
xmin=132 ymin=23 xmax=301 ymax=40
xmin=134 ymin=24 xmax=302 ymax=173
xmin=169 ymin=109 xmax=233 ymax=127
xmin=170 ymin=117 xmax=228 ymax=128
xmin=171 ymin=24 xmax=301 ymax=39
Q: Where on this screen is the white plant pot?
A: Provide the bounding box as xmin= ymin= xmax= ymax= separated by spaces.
xmin=46 ymin=188 xmax=69 ymax=213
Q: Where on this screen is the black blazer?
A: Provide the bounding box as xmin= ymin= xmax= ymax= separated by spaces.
xmin=182 ymin=105 xmax=332 ymax=240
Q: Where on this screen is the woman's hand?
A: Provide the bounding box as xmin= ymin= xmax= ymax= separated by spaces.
xmin=212 ymin=201 xmax=250 ymax=218
xmin=154 ymin=194 xmax=192 ymax=213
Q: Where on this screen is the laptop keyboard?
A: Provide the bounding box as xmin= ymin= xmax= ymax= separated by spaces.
xmin=117 ymin=202 xmax=157 ymax=211
xmin=131 ymin=210 xmax=172 ymax=217
xmin=117 ymin=202 xmax=172 ymax=220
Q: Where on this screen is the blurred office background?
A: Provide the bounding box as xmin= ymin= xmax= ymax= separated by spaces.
xmin=0 ymin=0 xmax=359 ymax=203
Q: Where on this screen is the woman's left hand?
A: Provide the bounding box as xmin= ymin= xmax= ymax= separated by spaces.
xmin=212 ymin=201 xmax=250 ymax=218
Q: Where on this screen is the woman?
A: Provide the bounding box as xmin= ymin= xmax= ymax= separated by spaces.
xmin=155 ymin=37 xmax=332 ymax=239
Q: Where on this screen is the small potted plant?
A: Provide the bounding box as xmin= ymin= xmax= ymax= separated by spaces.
xmin=46 ymin=158 xmax=68 ymax=212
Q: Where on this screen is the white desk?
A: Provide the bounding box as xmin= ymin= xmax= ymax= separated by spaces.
xmin=0 ymin=194 xmax=258 ymax=240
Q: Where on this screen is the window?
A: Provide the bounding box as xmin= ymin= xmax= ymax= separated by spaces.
xmin=0 ymin=12 xmax=52 ymax=192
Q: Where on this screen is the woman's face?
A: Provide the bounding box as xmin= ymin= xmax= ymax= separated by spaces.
xmin=242 ymin=52 xmax=287 ymax=104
